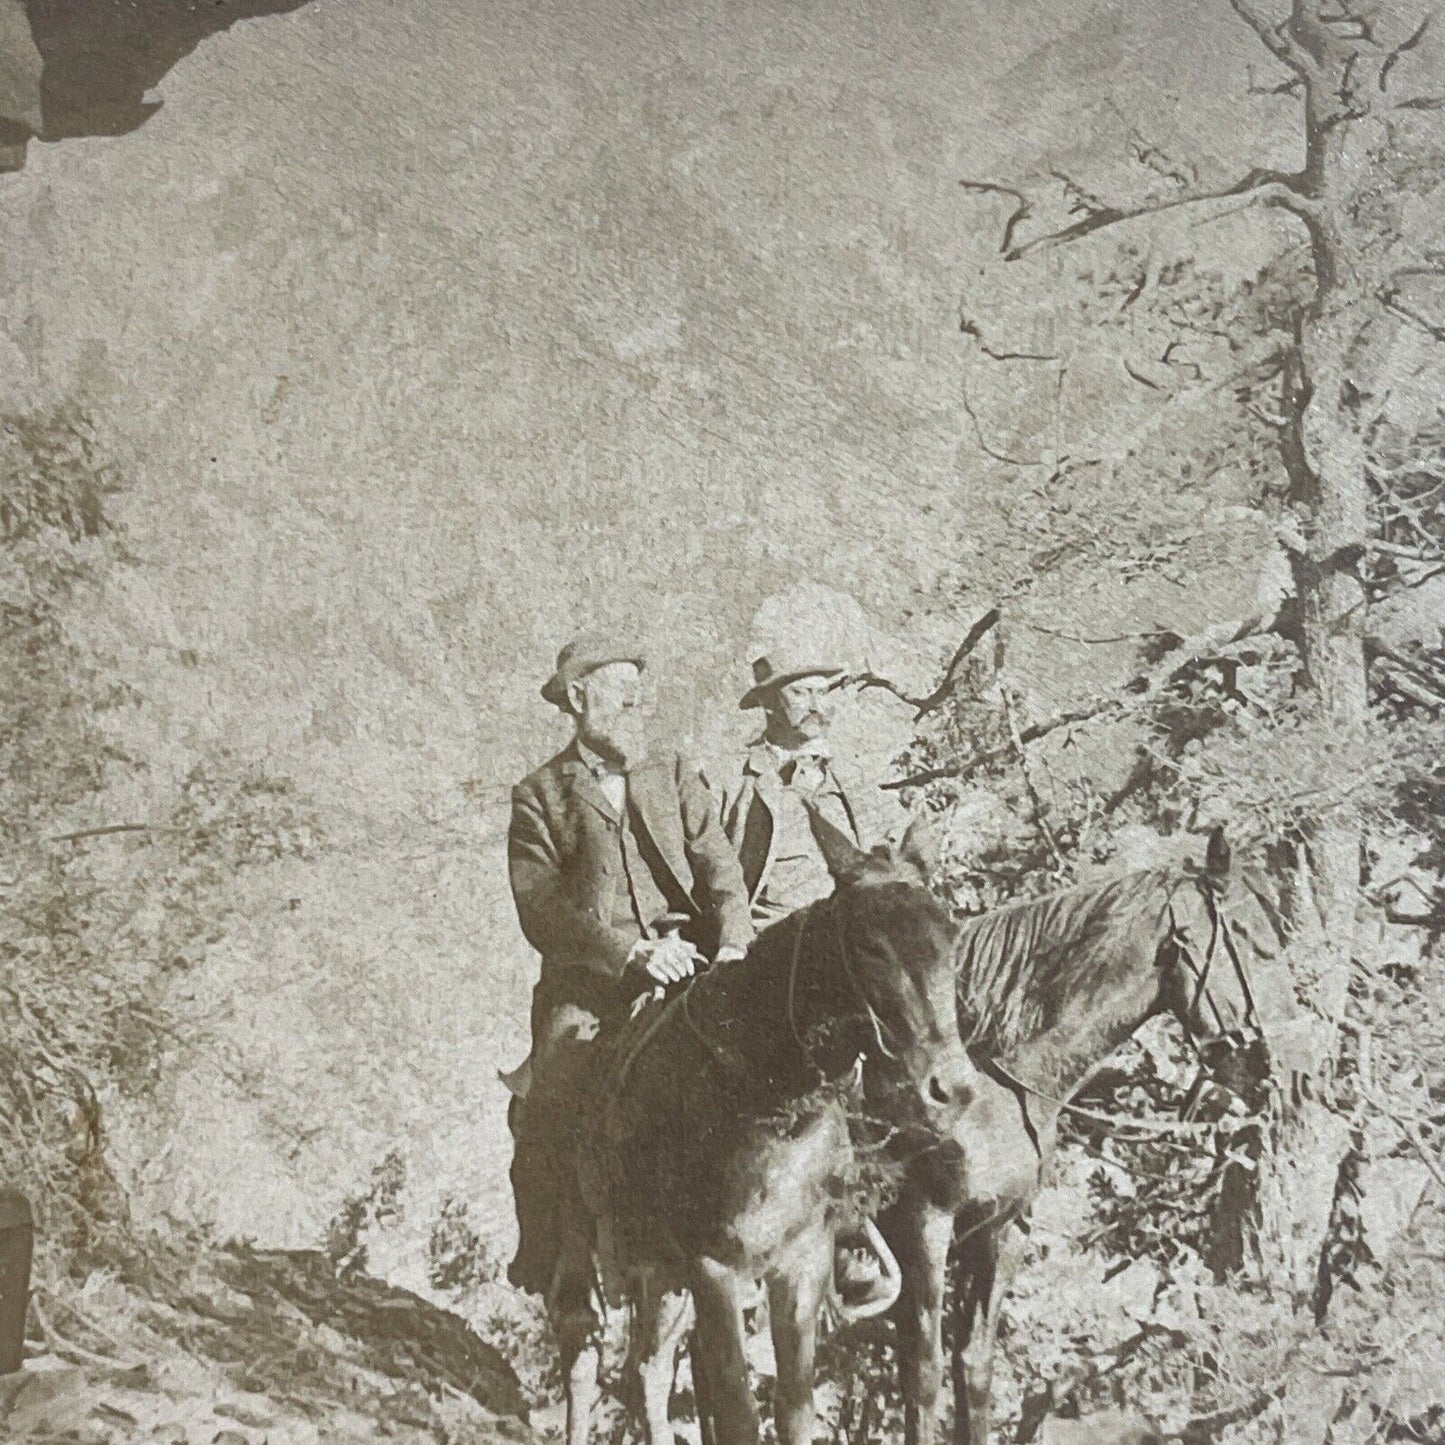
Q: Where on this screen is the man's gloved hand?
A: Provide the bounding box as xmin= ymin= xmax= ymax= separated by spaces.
xmin=627 ymin=932 xmax=702 ymax=985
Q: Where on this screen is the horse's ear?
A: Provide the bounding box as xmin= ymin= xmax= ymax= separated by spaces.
xmin=806 ymin=806 xmax=872 ymax=885
xmin=891 ymin=814 xmax=939 ymax=885
xmin=1205 ymin=825 xmax=1231 ymax=881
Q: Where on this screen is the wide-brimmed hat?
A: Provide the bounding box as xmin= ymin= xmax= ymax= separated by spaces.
xmin=541 ymin=632 xmax=646 ymax=709
xmin=739 ymin=650 xmax=844 ymax=710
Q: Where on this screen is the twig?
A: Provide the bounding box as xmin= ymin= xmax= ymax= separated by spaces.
xmin=1178 ymin=1383 xmax=1288 ymax=1444
xmin=1023 ymin=621 xmax=1179 ymax=646
xmin=1369 ymin=636 xmax=1445 ymax=684
xmin=1004 ymin=173 xmax=1313 ymax=262
xmin=1369 ymin=538 xmax=1445 ymax=563
xmin=1001 ymin=686 xmax=1067 ymax=870
xmin=1370 ymin=1098 xmax=1445 ymax=1193
xmin=960 ymin=371 xmax=1042 ymax=466
xmin=1123 ymin=360 xmax=1165 ymax=390
xmin=1375 ymin=562 xmax=1445 ymax=596
xmin=1381 ymin=14 xmax=1432 ymax=90
xmin=958 ymin=179 xmax=1033 ymax=256
xmin=843 ymin=608 xmax=1002 ymax=720
xmin=1382 ymin=287 xmax=1445 ymax=342
xmin=1385 ymin=908 xmax=1443 ymax=927
xmin=30 ymin=1295 xmax=144 ymax=1372
xmin=1375 ymin=664 xmax=1445 ymax=710
xmin=1228 ymin=0 xmax=1314 ymax=74
xmin=47 ymin=823 xmax=151 ymax=844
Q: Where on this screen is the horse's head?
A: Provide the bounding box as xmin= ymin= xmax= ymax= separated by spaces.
xmin=808 ymin=810 xmax=977 ymax=1120
xmin=1154 ymin=828 xmax=1276 ymax=1077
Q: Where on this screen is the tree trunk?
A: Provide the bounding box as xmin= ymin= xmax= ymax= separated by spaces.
xmin=1248 ymin=0 xmax=1382 ymax=1344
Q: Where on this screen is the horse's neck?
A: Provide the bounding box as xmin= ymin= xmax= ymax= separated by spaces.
xmin=1005 ymin=974 xmax=1159 ymax=1107
xmin=700 ymin=913 xmax=857 ymax=1096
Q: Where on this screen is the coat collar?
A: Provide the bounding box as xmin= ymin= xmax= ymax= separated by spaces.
xmin=742 ymin=739 xmax=775 ymax=779
xmin=741 ymin=736 xmax=861 ymax=847
xmin=554 ymin=747 xmax=690 ymax=902
xmin=556 ymin=740 xmax=621 ymax=823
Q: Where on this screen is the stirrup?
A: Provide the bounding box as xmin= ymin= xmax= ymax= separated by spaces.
xmin=835 ymin=1217 xmax=902 ymax=1325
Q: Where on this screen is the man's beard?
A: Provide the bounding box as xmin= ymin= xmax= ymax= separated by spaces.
xmin=580 ymin=711 xmax=649 ymax=770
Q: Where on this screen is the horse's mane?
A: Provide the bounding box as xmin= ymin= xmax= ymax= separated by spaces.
xmin=956 ymin=868 xmax=1185 ymax=1053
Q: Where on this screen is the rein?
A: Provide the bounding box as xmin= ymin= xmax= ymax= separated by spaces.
xmin=983 ymin=1059 xmax=1261 ymax=1141
xmin=657 ymin=897 xmax=871 ymax=1092
xmin=670 ymin=892 xmax=912 ymax=1091
xmin=615 ymin=886 xmax=943 ymax=1118
xmin=787 ymin=898 xmax=906 ymax=1070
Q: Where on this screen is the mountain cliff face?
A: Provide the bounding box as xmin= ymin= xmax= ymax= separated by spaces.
xmin=1 ymin=0 xmax=1278 ymax=1280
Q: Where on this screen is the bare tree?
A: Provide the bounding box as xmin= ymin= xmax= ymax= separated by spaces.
xmin=958 ymin=0 xmax=1444 ymax=1337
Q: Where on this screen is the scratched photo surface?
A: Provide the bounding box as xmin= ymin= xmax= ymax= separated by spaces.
xmin=2 ymin=2 xmax=1443 ymax=1442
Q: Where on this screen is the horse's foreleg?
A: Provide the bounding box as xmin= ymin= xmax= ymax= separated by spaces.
xmin=633 ymin=1286 xmax=692 ymax=1445
xmin=948 ymin=1225 xmax=1003 ymax=1445
xmin=548 ymin=1228 xmax=603 ymax=1445
xmin=690 ymin=1256 xmax=759 ymax=1445
xmin=690 ymin=1327 xmax=719 ymax=1445
xmin=767 ymin=1230 xmax=833 ymax=1445
xmin=888 ymin=1199 xmax=955 ymax=1445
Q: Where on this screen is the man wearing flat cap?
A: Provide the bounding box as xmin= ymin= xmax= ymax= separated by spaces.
xmin=715 ymin=649 xmax=900 ymax=925
xmin=505 ymin=632 xmax=753 ymax=1294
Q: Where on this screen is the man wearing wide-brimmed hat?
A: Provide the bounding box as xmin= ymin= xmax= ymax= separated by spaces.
xmin=715 ymin=649 xmax=898 ymax=925
xmin=712 ymin=647 xmax=907 ymax=1317
xmin=504 ymin=631 xmax=753 ymax=1294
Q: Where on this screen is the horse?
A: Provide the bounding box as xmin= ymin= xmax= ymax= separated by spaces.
xmin=884 ymin=831 xmax=1282 ymax=1445
xmin=542 ymin=816 xmax=978 ymax=1445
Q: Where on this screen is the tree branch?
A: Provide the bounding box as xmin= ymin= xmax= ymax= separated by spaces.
xmin=1368 ymin=538 xmax=1445 ymax=563
xmin=1002 ymin=684 xmax=1067 ymax=869
xmin=1375 ymin=664 xmax=1445 ymax=710
xmin=957 ymin=306 xmax=1058 ymax=362
xmin=1004 ymin=173 xmax=1313 ymax=261
xmin=884 ymin=616 xmax=1273 ymax=790
xmin=1229 ymin=0 xmax=1315 ymax=75
xmin=1385 ymin=906 xmax=1444 ymax=927
xmin=958 ymin=179 xmax=1033 ymax=256
xmin=1381 ymin=286 xmax=1445 ymax=342
xmin=1368 ymin=638 xmax=1445 ymax=704
xmin=1024 ymin=622 xmax=1182 ymax=646
xmin=842 ymin=607 xmax=1001 ymax=719
xmin=1368 ymin=1094 xmax=1445 ymax=1193
xmin=48 ymin=823 xmax=151 ymax=844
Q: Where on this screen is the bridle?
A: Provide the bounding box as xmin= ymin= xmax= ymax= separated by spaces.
xmin=1164 ymin=869 xmax=1263 ymax=1062
xmin=785 ymin=894 xmax=909 ymax=1074
xmin=984 ymin=871 xmax=1269 ymax=1150
xmin=673 ymin=888 xmax=933 ymax=1096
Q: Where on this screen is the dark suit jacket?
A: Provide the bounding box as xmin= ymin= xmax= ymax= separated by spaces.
xmin=508 ymin=742 xmax=754 ymax=1034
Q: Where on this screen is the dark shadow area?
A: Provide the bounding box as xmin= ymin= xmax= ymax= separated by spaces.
xmin=207 ymin=1246 xmax=532 ymax=1422
xmin=2 ymin=0 xmax=316 ymax=172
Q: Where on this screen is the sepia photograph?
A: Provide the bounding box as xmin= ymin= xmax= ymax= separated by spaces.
xmin=2 ymin=1 xmax=1443 ymax=1441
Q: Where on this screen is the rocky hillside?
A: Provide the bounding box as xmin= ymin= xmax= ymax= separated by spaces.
xmin=8 ymin=1 xmax=1440 ymax=1439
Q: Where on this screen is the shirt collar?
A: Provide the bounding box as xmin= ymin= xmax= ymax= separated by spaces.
xmin=574 ymin=739 xmax=623 ymax=778
xmin=766 ymin=737 xmax=832 ymax=767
